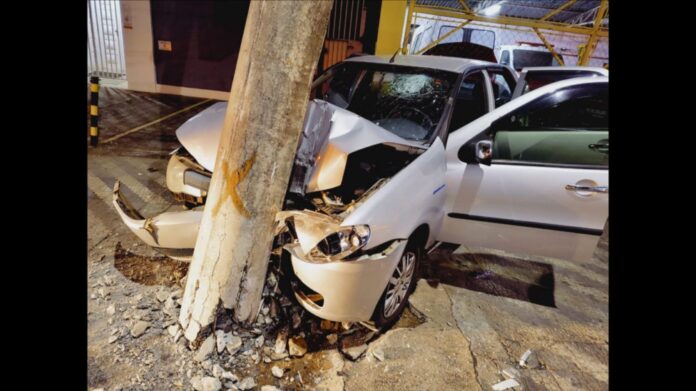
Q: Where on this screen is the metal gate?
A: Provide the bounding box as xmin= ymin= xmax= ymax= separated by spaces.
xmin=87 ymin=0 xmax=126 ymax=79
xmin=322 ymin=0 xmax=367 ymax=71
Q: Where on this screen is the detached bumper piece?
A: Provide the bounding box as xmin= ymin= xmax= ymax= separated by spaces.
xmin=112 ymin=181 xmax=202 ymax=261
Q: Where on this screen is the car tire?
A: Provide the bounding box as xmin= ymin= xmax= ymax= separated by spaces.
xmin=372 ymin=242 xmax=421 ymax=329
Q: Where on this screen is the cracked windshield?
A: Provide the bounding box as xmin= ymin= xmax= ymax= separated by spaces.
xmin=316 ymin=63 xmax=458 ymax=142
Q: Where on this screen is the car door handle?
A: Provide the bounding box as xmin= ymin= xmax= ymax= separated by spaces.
xmin=565 ymin=184 xmax=608 ymax=193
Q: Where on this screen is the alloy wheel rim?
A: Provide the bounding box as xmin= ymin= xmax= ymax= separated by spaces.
xmin=383 ymin=250 xmax=416 ymax=318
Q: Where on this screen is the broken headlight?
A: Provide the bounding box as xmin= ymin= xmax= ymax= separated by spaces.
xmin=307 ymin=225 xmax=370 ymax=262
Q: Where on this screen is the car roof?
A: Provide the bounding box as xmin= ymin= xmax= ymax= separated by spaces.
xmin=522 ymin=66 xmax=608 ymax=75
xmin=343 ymin=54 xmax=496 ymax=73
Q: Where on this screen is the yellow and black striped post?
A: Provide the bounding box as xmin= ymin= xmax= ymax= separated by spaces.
xmin=89 ymin=76 xmax=100 ymax=146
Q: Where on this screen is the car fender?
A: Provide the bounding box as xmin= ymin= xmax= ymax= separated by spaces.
xmin=341 ymin=137 xmax=446 ymax=250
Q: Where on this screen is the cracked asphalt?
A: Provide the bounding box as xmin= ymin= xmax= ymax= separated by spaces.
xmin=88 ymin=87 xmax=608 ymax=390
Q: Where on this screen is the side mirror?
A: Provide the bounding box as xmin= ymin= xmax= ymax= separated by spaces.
xmin=475 ymin=140 xmax=492 ymax=166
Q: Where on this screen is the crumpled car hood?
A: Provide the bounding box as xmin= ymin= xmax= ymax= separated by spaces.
xmin=175 ymin=100 xmax=425 ymax=175
xmin=175 ymin=101 xmax=228 ymax=172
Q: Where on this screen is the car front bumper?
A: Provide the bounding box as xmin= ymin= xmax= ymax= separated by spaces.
xmin=286 ymin=239 xmax=407 ymax=322
xmin=112 ymin=181 xmax=201 ymax=261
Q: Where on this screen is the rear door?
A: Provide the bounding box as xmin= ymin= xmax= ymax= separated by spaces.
xmin=439 ymin=80 xmax=608 ymax=261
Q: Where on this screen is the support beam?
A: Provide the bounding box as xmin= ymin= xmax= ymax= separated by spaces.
xmin=178 ymin=0 xmax=333 ymax=341
xmin=416 ymin=19 xmax=472 ymax=54
xmin=413 ymin=5 xmax=607 ymax=37
xmin=457 ymin=0 xmax=471 ymax=13
xmin=578 ymin=0 xmax=608 ymax=65
xmin=540 ymin=0 xmax=576 ymax=21
xmin=401 ymin=0 xmax=417 ymax=54
xmin=533 ymin=28 xmax=564 ymax=65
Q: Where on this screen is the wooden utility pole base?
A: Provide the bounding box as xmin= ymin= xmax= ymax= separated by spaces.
xmin=179 ymin=0 xmax=333 ymax=342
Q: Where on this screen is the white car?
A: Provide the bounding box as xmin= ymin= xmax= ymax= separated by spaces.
xmin=497 ymin=44 xmax=564 ymax=72
xmin=113 ymin=55 xmax=608 ymax=327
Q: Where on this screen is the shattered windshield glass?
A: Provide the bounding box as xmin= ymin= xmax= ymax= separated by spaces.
xmin=314 ymin=63 xmax=458 ymax=142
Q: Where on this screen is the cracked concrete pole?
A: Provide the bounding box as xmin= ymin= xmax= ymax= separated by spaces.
xmin=179 ymin=0 xmax=333 ymax=341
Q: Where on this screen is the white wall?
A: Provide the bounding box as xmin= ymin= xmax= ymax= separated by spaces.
xmin=120 ymin=0 xmax=229 ymax=100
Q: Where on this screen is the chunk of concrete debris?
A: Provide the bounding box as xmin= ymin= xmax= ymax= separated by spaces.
xmin=519 ymin=349 xmax=540 ymax=368
xmin=226 ymin=335 xmax=243 ymax=355
xmin=274 ymin=328 xmax=288 ymax=355
xmin=216 ymin=330 xmax=234 ymax=353
xmin=502 ymin=367 xmax=521 ymax=380
xmin=106 ymin=304 xmax=116 ymax=316
xmin=156 ymin=290 xmax=170 ymax=303
xmin=492 ymin=378 xmax=520 ymax=390
xmin=194 ymin=335 xmax=216 ymax=362
xmin=237 ymin=377 xmax=256 ymax=390
xmin=108 ymin=335 xmax=119 ymax=344
xmin=320 ymin=320 xmax=341 ymax=332
xmin=292 ymin=313 xmax=302 ymax=329
xmin=288 ymin=337 xmax=308 ymax=357
xmin=168 ymin=325 xmax=179 ymax=337
xmin=326 ymin=334 xmax=338 ymax=345
xmin=212 ymin=364 xmax=224 ymax=379
xmin=341 ymin=344 xmax=368 ymax=361
xmin=261 ymin=386 xmax=281 ymax=391
xmin=130 ymin=321 xmax=149 ymax=338
xmin=271 ymin=365 xmax=284 ymax=378
xmin=191 ymin=376 xmax=222 ymax=391
xmin=174 ymin=329 xmax=183 ymax=343
xmin=255 ymin=335 xmax=265 ymax=348
xmin=222 ymin=371 xmax=238 ymax=382
xmin=372 ymin=348 xmax=385 ymax=362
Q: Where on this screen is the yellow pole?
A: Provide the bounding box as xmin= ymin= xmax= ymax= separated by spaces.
xmin=375 ymin=0 xmax=409 ymax=56
xmin=89 ymin=76 xmax=100 ymax=146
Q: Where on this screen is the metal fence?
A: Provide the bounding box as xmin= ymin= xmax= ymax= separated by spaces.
xmin=87 ymin=0 xmax=127 ymax=79
xmin=323 ymin=0 xmax=367 ymax=70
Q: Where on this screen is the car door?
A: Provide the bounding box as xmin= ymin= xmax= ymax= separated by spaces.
xmin=512 ymin=68 xmax=609 ymax=98
xmin=438 ymin=80 xmax=608 ymax=261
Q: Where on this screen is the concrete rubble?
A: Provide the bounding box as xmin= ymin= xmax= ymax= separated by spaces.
xmin=492 ymin=378 xmax=521 ymax=390
xmin=89 ymin=152 xmax=609 ymax=391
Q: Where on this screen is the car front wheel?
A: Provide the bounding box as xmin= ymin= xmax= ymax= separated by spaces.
xmin=372 ymin=243 xmax=421 ymax=328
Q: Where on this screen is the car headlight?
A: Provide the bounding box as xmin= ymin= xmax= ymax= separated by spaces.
xmin=307 ymin=225 xmax=370 ymax=263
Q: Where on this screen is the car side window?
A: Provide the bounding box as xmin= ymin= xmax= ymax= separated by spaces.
xmin=488 ymin=70 xmax=514 ymax=108
xmin=448 ymin=71 xmax=487 ymax=133
xmin=491 ymin=83 xmax=608 ymax=167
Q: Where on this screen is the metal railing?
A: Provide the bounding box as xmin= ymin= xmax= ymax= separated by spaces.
xmin=87 ymin=0 xmax=126 ymax=79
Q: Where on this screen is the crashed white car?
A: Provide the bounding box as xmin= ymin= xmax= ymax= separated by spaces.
xmin=114 ymin=55 xmax=608 ymax=326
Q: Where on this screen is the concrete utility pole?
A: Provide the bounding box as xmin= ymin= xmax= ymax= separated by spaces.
xmin=179 ymin=0 xmax=333 ymax=341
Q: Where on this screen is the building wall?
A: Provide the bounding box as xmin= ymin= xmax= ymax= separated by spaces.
xmin=120 ymin=0 xmax=230 ymax=100
xmin=120 ymin=0 xmax=381 ymax=100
